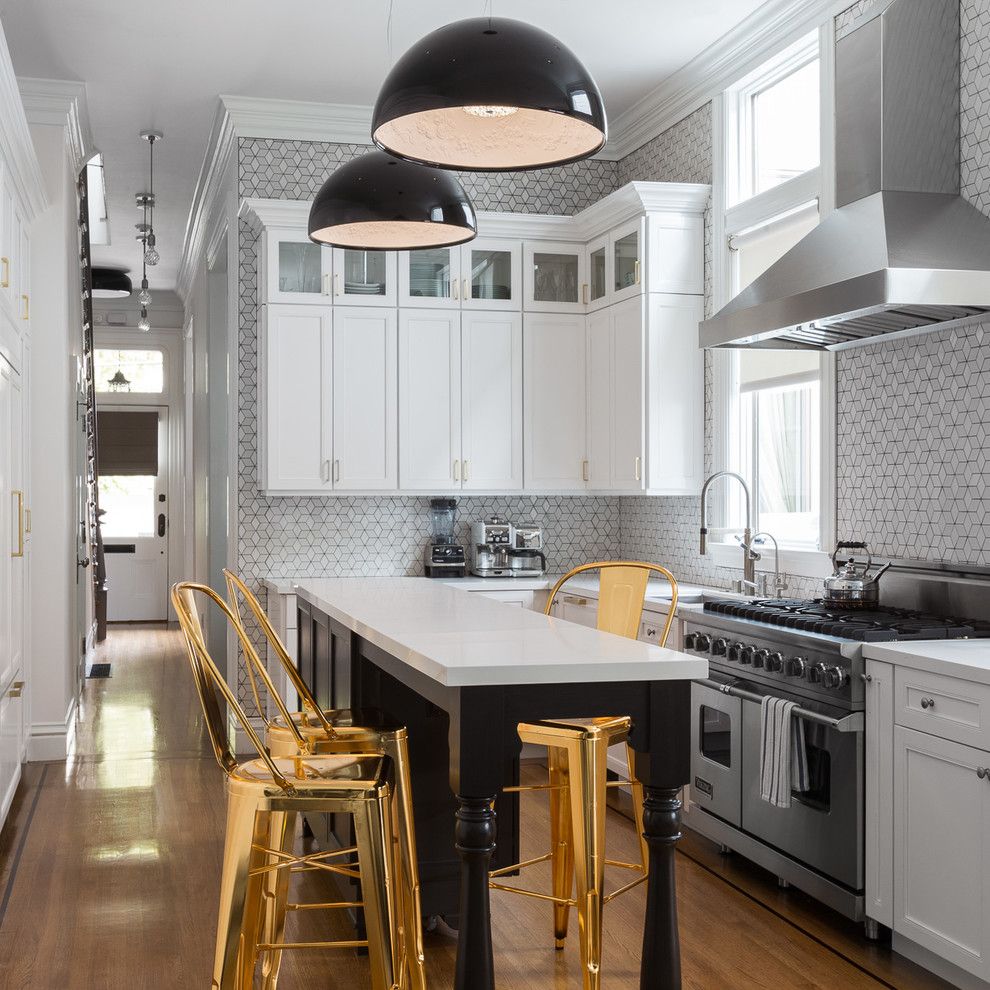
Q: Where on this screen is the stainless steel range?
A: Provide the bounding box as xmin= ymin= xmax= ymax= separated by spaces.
xmin=682 ymin=561 xmax=990 ymax=934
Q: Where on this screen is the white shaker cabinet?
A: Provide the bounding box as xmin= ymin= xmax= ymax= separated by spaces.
xmin=398 ymin=310 xmax=461 ymax=491
xmin=331 ymin=308 xmax=397 ymax=490
xmin=864 ymin=659 xmax=894 ymax=929
xmin=523 ymin=313 xmax=588 ymax=491
xmin=263 ymin=228 xmax=333 ymax=305
xmin=260 ymin=306 xmax=333 ymax=493
xmin=610 ymin=296 xmax=646 ymax=490
xmin=893 ymin=725 xmax=990 ymax=981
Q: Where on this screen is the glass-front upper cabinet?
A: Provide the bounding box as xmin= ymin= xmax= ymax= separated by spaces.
xmin=263 ymin=228 xmax=333 ymax=304
xmin=399 ymin=246 xmax=463 ymax=308
xmin=611 ymin=218 xmax=644 ymax=304
xmin=331 ymin=248 xmax=397 ymax=306
xmin=461 ymin=238 xmax=521 ymax=311
xmin=586 ymin=236 xmax=608 ymax=312
xmin=524 ymin=241 xmax=586 ymax=313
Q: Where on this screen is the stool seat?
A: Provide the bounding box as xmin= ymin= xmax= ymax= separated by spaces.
xmin=228 ymin=754 xmax=390 ymax=792
xmin=518 ymin=714 xmax=632 ymax=737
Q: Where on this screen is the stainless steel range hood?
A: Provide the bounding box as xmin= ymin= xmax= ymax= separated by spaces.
xmin=700 ymin=0 xmax=990 ymax=350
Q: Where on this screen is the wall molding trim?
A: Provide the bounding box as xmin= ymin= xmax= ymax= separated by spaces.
xmin=28 ymin=698 xmax=77 ymax=763
xmin=0 ymin=40 xmax=49 ymax=220
xmin=221 ymin=94 xmax=373 ymax=146
xmin=17 ymin=77 xmax=93 ymax=175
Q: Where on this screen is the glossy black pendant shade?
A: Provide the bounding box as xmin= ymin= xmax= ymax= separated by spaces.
xmin=91 ymin=267 xmax=132 ymax=298
xmin=308 ymin=151 xmax=477 ymax=249
xmin=372 ymin=17 xmax=607 ymax=171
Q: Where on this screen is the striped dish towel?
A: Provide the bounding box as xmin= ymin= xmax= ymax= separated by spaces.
xmin=760 ymin=695 xmax=811 ymax=808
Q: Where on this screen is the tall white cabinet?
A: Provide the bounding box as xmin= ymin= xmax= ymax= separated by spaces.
xmin=244 ymin=181 xmax=708 ymax=497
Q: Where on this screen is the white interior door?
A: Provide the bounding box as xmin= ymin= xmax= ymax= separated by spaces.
xmin=100 ymin=406 xmax=169 ymax=622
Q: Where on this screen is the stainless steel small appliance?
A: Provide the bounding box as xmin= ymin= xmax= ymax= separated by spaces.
xmin=424 ymin=497 xmax=466 ymax=577
xmin=471 ymin=515 xmax=542 ymax=577
xmin=683 ymin=559 xmax=990 ymax=935
xmin=823 ymin=541 xmax=891 ymax=608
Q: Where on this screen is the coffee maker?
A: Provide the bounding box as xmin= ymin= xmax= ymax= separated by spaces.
xmin=424 ymin=497 xmax=466 ymax=577
xmin=471 ymin=516 xmax=546 ymax=577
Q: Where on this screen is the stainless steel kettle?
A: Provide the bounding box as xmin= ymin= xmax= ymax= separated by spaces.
xmin=823 ymin=541 xmax=891 ymax=608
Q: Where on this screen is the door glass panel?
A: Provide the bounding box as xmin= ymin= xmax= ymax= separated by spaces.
xmin=470 ymin=249 xmax=513 ymax=301
xmin=590 ymin=246 xmax=606 ymax=301
xmin=342 ymin=249 xmax=387 ymax=297
xmin=793 ymin=731 xmax=831 ymax=811
xmin=278 ymin=240 xmax=323 ymax=294
xmin=408 ymin=248 xmax=453 ymax=299
xmin=533 ymin=252 xmax=579 ymax=304
xmin=98 ymin=476 xmax=156 ymax=537
xmin=614 ymin=231 xmax=640 ymax=291
xmin=700 ymin=705 xmax=732 ymax=768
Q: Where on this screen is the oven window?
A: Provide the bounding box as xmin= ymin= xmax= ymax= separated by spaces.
xmin=793 ymin=730 xmax=831 ymax=811
xmin=700 ymin=706 xmax=732 ymax=768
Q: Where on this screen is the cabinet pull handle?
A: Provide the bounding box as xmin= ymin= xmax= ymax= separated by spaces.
xmin=634 ymin=456 xmax=641 ymax=481
xmin=11 ymin=490 xmax=24 ymax=558
xmin=563 ymin=596 xmax=589 ymax=606
xmin=582 ymin=283 xmax=589 ymax=305
xmin=463 ymin=278 xmax=469 ymax=301
xmin=321 ymin=460 xmax=330 ymax=483
xmin=452 ymin=277 xmax=459 ymax=301
xmin=25 ymin=508 xmax=31 ymax=534
xmin=920 ymin=696 xmax=936 ymax=710
xmin=582 ymin=459 xmax=589 ymax=483
xmin=333 ymin=460 xmax=340 ymax=483
xmin=8 ymin=684 xmax=22 ymax=699
xmin=978 ymin=767 xmax=989 ymax=780
xmin=334 ymin=274 xmax=341 ymax=297
xmin=453 ymin=459 xmax=460 ymax=482
xmin=634 ymin=260 xmax=641 ymax=285
xmin=462 ymin=459 xmax=469 ymax=482
xmin=21 ymin=294 xmax=29 ymax=321
xmin=0 ymin=257 xmax=8 ymax=288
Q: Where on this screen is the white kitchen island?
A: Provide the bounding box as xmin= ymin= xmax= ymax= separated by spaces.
xmin=291 ymin=576 xmax=706 ymax=990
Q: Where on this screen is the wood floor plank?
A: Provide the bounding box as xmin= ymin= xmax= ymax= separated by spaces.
xmin=0 ymin=624 xmax=953 ymax=988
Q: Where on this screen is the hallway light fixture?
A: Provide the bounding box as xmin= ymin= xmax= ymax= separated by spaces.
xmin=139 ymin=131 xmax=162 ymax=266
xmin=372 ymin=17 xmax=607 ymax=171
xmin=308 ymin=150 xmax=477 ymax=250
xmin=92 ymin=267 xmax=132 ymax=298
xmin=107 ymin=370 xmax=132 ymax=392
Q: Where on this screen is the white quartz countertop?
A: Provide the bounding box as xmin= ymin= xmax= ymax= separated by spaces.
xmin=863 ymin=639 xmax=990 ymax=685
xmin=292 ymin=577 xmax=707 ymax=688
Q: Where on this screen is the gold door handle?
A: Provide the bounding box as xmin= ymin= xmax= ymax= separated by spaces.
xmin=634 ymin=260 xmax=641 ymax=285
xmin=635 ymin=456 xmax=642 ymax=482
xmin=21 ymin=294 xmax=29 ymax=320
xmin=0 ymin=257 xmax=8 ymax=288
xmin=11 ymin=490 xmax=24 ymax=557
xmin=25 ymin=508 xmax=31 ymax=534
xmin=563 ymin=596 xmax=590 ymax=607
xmin=582 ymin=283 xmax=589 ymax=305
xmin=582 ymin=459 xmax=589 ymax=483
xmin=8 ymin=683 xmax=23 ymax=699
xmin=462 ymin=459 xmax=469 ymax=482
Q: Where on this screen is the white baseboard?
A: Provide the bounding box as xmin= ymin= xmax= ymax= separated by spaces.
xmin=28 ymin=697 xmax=77 ymax=762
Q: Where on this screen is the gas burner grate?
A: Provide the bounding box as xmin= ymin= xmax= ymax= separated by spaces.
xmin=704 ymin=598 xmax=987 ymax=642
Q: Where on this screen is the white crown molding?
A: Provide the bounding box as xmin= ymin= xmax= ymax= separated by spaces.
xmin=17 ymin=77 xmax=93 ymax=174
xmin=0 ymin=27 xmax=48 ymax=220
xmin=221 ymin=94 xmax=373 ymax=146
xmin=603 ymin=0 xmax=849 ymax=159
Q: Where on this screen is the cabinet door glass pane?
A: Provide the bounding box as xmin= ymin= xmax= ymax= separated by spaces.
xmin=590 ymin=246 xmax=606 ymax=301
xmin=409 ymin=248 xmax=453 ymax=299
xmin=278 ymin=241 xmax=323 ymax=294
xmin=614 ymin=232 xmax=639 ymax=291
xmin=470 ymin=249 xmax=513 ymax=301
xmin=533 ymin=252 xmax=579 ymax=304
xmin=342 ymin=250 xmax=387 ymax=297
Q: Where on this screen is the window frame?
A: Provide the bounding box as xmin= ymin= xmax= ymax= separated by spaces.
xmin=94 ymin=346 xmax=168 ymax=398
xmin=710 ymin=23 xmax=837 ymax=580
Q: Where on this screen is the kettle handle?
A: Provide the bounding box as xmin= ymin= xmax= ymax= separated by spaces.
xmin=833 ymin=541 xmax=872 ymax=573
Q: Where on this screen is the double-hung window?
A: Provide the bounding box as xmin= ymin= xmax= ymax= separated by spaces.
xmin=712 ymin=30 xmax=835 ymax=573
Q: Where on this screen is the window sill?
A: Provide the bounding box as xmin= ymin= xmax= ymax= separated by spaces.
xmin=709 ymin=541 xmax=833 ymax=580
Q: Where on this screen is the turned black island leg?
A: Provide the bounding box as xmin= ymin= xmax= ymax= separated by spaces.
xmin=640 ymin=786 xmax=683 ymax=989
xmin=453 ymin=794 xmax=497 ymax=990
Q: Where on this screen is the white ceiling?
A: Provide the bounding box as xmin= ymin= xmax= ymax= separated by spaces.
xmin=0 ymin=0 xmax=767 ymax=291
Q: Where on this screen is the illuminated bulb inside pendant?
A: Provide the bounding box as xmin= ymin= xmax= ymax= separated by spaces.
xmin=138 ymin=308 xmax=151 ymax=332
xmin=462 ymin=105 xmax=518 ymax=118
xmin=139 ymin=287 xmax=152 ymax=306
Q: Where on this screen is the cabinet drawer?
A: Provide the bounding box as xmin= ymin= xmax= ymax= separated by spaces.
xmin=475 ymin=590 xmax=535 ymax=610
xmin=895 ymin=666 xmax=990 ymax=749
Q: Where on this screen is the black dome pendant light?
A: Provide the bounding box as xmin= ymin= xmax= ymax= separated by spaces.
xmin=372 ymin=17 xmax=607 ymax=171
xmin=308 ymin=150 xmax=477 ymax=250
xmin=91 ymin=267 xmax=132 ymax=298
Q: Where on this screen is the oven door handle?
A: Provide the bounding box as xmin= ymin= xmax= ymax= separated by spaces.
xmin=695 ymin=679 xmax=864 ymax=734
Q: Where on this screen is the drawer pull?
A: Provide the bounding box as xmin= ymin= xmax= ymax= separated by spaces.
xmin=920 ymin=696 xmax=936 ymax=710
xmin=978 ymin=767 xmax=989 ymax=780
xmin=563 ymin=596 xmax=589 ymax=607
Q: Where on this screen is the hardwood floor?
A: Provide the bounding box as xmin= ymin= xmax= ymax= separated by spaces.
xmin=0 ymin=625 xmax=953 ymax=989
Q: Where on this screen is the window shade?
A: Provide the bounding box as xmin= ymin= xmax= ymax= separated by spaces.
xmin=97 ymin=410 xmax=159 ymax=476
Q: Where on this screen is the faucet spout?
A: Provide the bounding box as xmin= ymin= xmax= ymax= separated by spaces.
xmin=699 ymin=471 xmax=756 ymax=588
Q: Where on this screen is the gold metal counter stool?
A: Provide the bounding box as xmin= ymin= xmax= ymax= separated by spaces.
xmin=223 ymin=570 xmax=426 ymax=990
xmin=172 ymin=582 xmax=404 ymax=990
xmin=490 ymin=561 xmax=679 ymax=990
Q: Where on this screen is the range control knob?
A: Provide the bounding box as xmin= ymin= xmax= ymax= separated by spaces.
xmin=822 ymin=665 xmax=849 ymax=690
xmin=712 ymin=638 xmax=728 ymax=657
xmin=808 ymin=662 xmax=829 ymax=684
xmin=684 ymin=633 xmax=699 ymax=651
xmin=695 ymin=634 xmax=713 ymax=653
xmin=787 ymin=656 xmax=807 ymax=678
xmin=765 ymin=651 xmax=784 ymax=673
xmin=739 ymin=646 xmax=756 ymax=665
xmin=753 ymin=649 xmax=770 ymax=669
xmin=727 ymin=642 xmax=743 ymax=663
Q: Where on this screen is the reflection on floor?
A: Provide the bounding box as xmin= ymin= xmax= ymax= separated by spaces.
xmin=0 ymin=625 xmax=952 ymax=989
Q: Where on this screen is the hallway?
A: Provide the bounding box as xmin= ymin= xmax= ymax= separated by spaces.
xmin=0 ymin=626 xmax=951 ymax=989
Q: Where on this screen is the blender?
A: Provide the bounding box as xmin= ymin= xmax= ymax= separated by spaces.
xmin=424 ymin=497 xmax=466 ymax=577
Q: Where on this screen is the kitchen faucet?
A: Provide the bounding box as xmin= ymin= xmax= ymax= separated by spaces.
xmin=699 ymin=471 xmax=758 ymax=594
xmin=751 ymin=531 xmax=788 ymax=598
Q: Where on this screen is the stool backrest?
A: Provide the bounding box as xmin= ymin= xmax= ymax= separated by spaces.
xmin=545 ymin=561 xmax=679 ymax=646
xmin=171 ymin=581 xmax=303 ymax=791
xmin=223 ymin=570 xmax=335 ymax=739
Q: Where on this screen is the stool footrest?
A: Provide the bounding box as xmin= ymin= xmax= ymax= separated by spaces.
xmin=489 ymin=880 xmax=577 ymax=907
xmin=256 ymin=940 xmax=370 ymax=951
xmin=287 ymin=900 xmax=363 ymax=911
xmin=602 ymin=873 xmax=648 ymax=903
xmin=501 ymin=783 xmax=565 ymax=793
xmin=489 ymin=852 xmax=552 ymax=878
